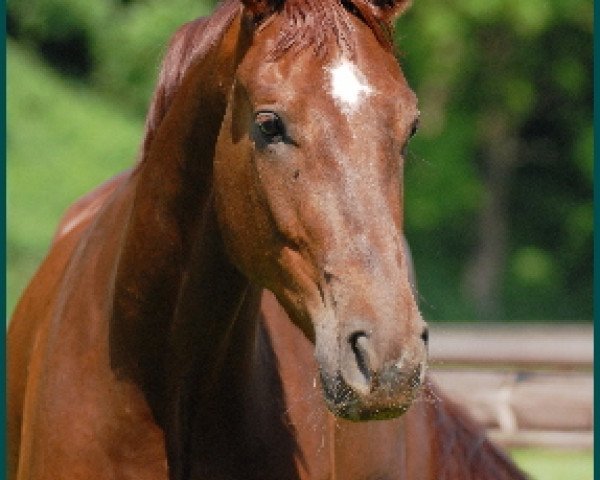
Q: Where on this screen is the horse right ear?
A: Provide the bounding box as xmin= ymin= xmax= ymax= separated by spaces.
xmin=356 ymin=0 xmax=412 ymax=23
xmin=240 ymin=0 xmax=284 ymax=23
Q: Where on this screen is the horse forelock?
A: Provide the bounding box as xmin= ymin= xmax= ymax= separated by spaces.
xmin=267 ymin=0 xmax=395 ymax=60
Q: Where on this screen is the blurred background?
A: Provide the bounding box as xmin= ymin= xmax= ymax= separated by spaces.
xmin=6 ymin=0 xmax=593 ymax=478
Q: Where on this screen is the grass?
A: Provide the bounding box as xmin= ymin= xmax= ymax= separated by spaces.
xmin=510 ymin=448 xmax=593 ymax=480
xmin=7 ymin=41 xmax=143 ymax=316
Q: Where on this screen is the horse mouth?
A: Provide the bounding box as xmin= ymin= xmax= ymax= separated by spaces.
xmin=319 ymin=365 xmax=423 ymax=422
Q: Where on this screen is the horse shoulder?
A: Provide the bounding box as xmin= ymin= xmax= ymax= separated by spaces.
xmin=9 ymin=169 xmax=131 ymax=446
xmin=9 ymin=169 xmax=168 ymax=480
xmin=8 ymin=209 xmax=98 ymax=479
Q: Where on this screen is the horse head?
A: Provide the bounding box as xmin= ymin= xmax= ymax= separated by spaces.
xmin=213 ymin=0 xmax=427 ymax=421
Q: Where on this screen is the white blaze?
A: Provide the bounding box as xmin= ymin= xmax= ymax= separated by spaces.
xmin=328 ymin=59 xmax=373 ymax=112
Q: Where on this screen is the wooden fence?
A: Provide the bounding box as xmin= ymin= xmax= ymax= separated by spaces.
xmin=428 ymin=324 xmax=593 ymax=450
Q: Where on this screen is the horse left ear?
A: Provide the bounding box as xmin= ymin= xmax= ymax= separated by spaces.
xmin=240 ymin=0 xmax=283 ymax=23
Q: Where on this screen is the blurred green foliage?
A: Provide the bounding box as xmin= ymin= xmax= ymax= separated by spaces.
xmin=7 ymin=0 xmax=593 ymax=322
xmin=396 ymin=0 xmax=593 ymax=321
xmin=7 ymin=42 xmax=143 ymax=315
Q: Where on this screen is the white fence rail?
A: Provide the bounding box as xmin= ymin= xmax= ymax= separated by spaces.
xmin=428 ymin=324 xmax=593 ymax=449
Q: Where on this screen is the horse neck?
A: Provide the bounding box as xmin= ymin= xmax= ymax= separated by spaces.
xmin=167 ymin=199 xmax=261 ymax=399
xmin=109 ymin=2 xmax=255 ymax=425
xmin=161 ymin=198 xmax=268 ymax=479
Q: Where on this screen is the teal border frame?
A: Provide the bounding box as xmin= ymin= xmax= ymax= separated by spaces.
xmin=2 ymin=0 xmax=8 ymax=472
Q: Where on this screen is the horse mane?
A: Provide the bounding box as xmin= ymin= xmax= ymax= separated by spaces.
xmin=137 ymin=0 xmax=241 ymax=165
xmin=137 ymin=0 xmax=402 ymax=166
xmin=424 ymin=384 xmax=529 ymax=480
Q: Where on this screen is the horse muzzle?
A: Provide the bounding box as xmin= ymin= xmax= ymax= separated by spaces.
xmin=316 ymin=326 xmax=428 ymax=421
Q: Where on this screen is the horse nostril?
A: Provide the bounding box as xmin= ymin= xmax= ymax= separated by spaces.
xmin=420 ymin=327 xmax=429 ymax=346
xmin=349 ymin=331 xmax=372 ymax=383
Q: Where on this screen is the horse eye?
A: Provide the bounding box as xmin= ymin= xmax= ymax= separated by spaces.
xmin=409 ymin=118 xmax=420 ymax=139
xmin=255 ymin=111 xmax=285 ymax=143
xmin=401 ymin=118 xmax=420 ymax=158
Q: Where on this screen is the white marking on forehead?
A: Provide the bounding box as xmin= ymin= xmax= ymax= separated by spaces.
xmin=328 ymin=59 xmax=373 ymax=112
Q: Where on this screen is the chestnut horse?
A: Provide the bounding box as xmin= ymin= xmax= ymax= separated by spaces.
xmin=8 ymin=0 xmax=528 ymax=478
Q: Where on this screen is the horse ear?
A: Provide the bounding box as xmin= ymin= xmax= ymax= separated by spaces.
xmin=353 ymin=0 xmax=411 ymax=25
xmin=240 ymin=0 xmax=283 ymax=23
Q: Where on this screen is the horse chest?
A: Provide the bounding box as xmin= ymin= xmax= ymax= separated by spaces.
xmin=282 ymin=399 xmax=411 ymax=480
